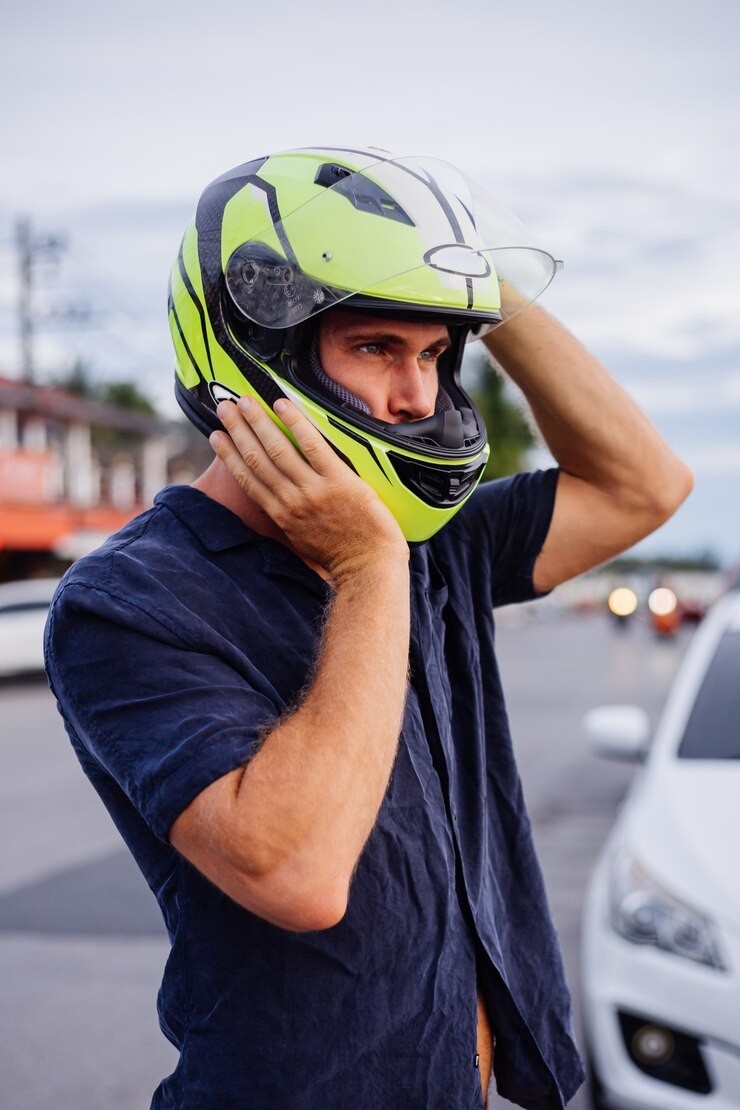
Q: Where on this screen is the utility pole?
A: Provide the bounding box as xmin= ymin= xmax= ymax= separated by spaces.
xmin=15 ymin=216 xmax=66 ymax=383
xmin=16 ymin=218 xmax=33 ymax=382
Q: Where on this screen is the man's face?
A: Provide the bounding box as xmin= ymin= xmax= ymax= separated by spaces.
xmin=318 ymin=310 xmax=450 ymax=424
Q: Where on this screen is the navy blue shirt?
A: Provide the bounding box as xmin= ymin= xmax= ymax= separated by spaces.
xmin=45 ymin=473 xmax=584 ymax=1109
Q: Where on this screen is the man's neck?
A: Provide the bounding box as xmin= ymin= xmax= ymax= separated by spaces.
xmin=191 ymin=459 xmax=329 ymax=580
xmin=192 ymin=458 xmax=284 ymax=542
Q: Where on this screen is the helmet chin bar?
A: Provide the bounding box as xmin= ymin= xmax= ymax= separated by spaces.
xmin=388 ymin=451 xmax=487 ymax=508
xmin=385 ymin=407 xmax=478 ymax=450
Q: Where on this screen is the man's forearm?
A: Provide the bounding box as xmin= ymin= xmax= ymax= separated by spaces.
xmin=484 ymin=303 xmax=685 ymax=498
xmin=170 ymin=553 xmax=411 ymax=933
xmin=231 ymin=557 xmax=410 ymax=928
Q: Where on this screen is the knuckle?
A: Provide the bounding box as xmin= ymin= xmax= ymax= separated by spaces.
xmin=300 ymin=433 xmax=325 ymax=460
xmin=265 ymin=438 xmax=289 ymax=465
xmin=240 ymin=448 xmax=262 ymax=472
xmin=284 ymin=494 xmax=308 ymax=521
xmin=234 ymin=472 xmax=253 ymax=496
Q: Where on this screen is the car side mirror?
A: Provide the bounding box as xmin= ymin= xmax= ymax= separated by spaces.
xmin=582 ymin=705 xmax=651 ymax=762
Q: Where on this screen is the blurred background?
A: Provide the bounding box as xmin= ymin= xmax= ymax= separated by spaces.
xmin=1 ymin=0 xmax=738 ymax=1106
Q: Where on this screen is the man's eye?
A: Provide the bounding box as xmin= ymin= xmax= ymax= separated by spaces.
xmin=359 ymin=343 xmax=382 ymax=355
xmin=419 ymin=349 xmax=440 ymax=362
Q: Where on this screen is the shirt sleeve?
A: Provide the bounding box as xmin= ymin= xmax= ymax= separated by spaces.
xmin=45 ymin=580 xmax=284 ymax=842
xmin=433 ymin=468 xmax=560 ymax=610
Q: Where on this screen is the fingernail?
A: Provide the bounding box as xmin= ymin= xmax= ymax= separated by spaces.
xmin=237 ymin=396 xmax=252 ymax=412
xmin=274 ymin=398 xmax=288 ymax=414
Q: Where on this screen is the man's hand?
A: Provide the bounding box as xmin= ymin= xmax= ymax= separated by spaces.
xmin=210 ymin=396 xmax=407 ymax=583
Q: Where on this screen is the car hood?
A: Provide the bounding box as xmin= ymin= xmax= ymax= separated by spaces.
xmin=620 ymin=759 xmax=740 ymax=933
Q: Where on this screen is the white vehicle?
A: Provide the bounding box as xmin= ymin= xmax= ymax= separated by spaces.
xmin=581 ymin=590 xmax=740 ymax=1110
xmin=0 ymin=578 xmax=60 ymax=678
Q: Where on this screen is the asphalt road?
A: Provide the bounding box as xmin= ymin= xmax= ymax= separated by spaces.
xmin=0 ymin=608 xmax=693 ymax=1109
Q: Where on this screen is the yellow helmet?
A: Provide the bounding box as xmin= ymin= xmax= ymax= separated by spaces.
xmin=169 ymin=146 xmax=560 ymax=541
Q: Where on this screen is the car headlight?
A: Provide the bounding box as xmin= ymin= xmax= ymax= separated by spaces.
xmin=609 ymin=851 xmax=727 ymax=971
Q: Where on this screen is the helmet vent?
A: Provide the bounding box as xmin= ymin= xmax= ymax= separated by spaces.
xmin=314 ymin=163 xmax=414 ymax=227
xmin=388 ymin=452 xmax=486 ymax=508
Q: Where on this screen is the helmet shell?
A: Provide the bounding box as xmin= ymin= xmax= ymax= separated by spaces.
xmin=169 ymin=147 xmax=555 ymax=541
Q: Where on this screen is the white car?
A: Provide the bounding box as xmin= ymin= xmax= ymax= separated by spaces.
xmin=581 ymin=590 xmax=740 ymax=1110
xmin=0 ymin=578 xmax=60 ymax=678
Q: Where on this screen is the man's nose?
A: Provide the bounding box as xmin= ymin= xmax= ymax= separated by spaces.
xmin=387 ymin=359 xmax=437 ymax=421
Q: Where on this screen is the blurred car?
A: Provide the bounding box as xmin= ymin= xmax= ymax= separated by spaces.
xmin=581 ymin=590 xmax=740 ymax=1109
xmin=0 ymin=578 xmax=59 ymax=677
xmin=647 ymin=585 xmax=681 ymax=638
xmin=607 ymin=586 xmax=639 ymax=630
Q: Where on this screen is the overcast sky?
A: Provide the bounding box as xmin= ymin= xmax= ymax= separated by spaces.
xmin=1 ymin=0 xmax=738 ymax=562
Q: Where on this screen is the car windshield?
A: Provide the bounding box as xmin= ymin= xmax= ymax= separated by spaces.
xmin=678 ymin=630 xmax=740 ymax=759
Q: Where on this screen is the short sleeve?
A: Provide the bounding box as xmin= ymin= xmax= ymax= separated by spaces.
xmin=45 ymin=582 xmax=284 ymax=842
xmin=432 ymin=468 xmax=559 ymax=609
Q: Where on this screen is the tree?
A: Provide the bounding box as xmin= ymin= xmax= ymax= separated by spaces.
xmin=53 ymin=364 xmax=160 ymax=451
xmin=54 ymin=364 xmax=156 ymax=417
xmin=101 ymin=381 xmax=156 ymax=417
xmin=56 ymin=358 xmax=98 ymax=398
xmin=463 ymin=352 xmax=536 ymax=480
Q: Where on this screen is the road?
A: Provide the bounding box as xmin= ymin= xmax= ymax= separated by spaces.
xmin=0 ymin=608 xmax=693 ymax=1109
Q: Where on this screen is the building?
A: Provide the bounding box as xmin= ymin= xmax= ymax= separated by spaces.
xmin=0 ymin=375 xmax=209 ymax=580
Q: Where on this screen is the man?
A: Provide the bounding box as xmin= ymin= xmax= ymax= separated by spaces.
xmin=45 ymin=147 xmax=691 ymax=1109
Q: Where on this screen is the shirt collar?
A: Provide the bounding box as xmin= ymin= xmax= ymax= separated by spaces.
xmin=154 ymin=485 xmax=260 ymax=553
xmin=154 ymin=485 xmax=330 ymax=598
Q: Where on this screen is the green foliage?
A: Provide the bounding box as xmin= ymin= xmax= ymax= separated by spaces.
xmin=57 ymin=358 xmax=98 ymax=398
xmin=55 ymin=362 xmax=156 ymax=416
xmin=54 ymin=362 xmax=160 ymax=452
xmin=463 ymin=353 xmax=536 ymax=480
xmin=100 ymin=381 xmax=156 ymax=416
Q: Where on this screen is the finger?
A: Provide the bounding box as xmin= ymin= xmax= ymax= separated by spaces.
xmin=221 ymin=398 xmax=314 ymax=485
xmin=209 ymin=427 xmax=279 ymax=508
xmin=216 ymin=399 xmax=296 ymax=486
xmin=272 ymin=398 xmax=345 ymax=479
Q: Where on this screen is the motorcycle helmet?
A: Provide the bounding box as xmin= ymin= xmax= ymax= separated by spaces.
xmin=169 ymin=146 xmax=560 ymax=542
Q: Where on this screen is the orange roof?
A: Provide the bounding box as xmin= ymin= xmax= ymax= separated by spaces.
xmin=0 ymin=501 xmax=142 ymax=552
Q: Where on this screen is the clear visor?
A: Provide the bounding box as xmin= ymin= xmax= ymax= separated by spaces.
xmin=224 ymin=154 xmax=561 ymax=331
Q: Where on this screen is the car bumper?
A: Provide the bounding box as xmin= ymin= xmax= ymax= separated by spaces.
xmin=581 ymin=862 xmax=740 ymax=1109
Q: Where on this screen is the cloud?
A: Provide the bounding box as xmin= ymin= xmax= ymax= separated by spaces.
xmin=625 ymin=369 xmax=740 ymax=414
xmin=507 ymin=173 xmax=740 ymax=362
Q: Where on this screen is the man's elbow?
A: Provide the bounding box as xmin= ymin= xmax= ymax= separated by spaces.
xmin=230 ymin=860 xmax=350 ymax=933
xmin=649 ymin=458 xmax=694 ymax=525
xmin=281 ymin=886 xmax=349 ymax=933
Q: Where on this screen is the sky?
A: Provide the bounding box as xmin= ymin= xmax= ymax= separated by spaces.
xmin=1 ymin=0 xmax=738 ymax=563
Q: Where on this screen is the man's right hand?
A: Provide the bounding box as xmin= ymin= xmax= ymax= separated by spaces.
xmin=209 ymin=395 xmax=408 ymax=584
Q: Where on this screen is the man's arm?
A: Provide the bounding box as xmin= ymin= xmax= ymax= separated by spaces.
xmin=483 ymin=304 xmax=693 ymax=593
xmin=170 ymin=397 xmax=410 ymax=933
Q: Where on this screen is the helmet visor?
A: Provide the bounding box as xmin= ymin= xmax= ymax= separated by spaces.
xmin=223 ymin=154 xmax=560 ymax=330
